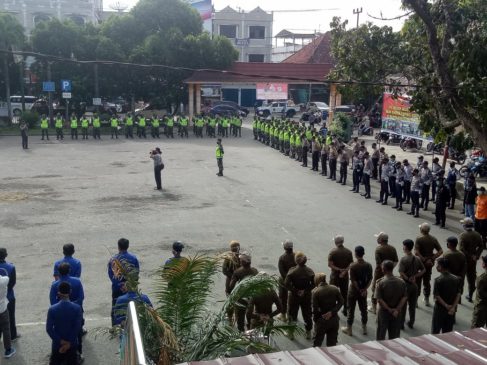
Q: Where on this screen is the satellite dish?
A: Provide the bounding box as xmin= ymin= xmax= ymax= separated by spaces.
xmin=109 ymin=1 xmax=128 ymax=12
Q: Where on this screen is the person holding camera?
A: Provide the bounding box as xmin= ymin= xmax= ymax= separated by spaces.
xmin=150 ymin=148 xmax=164 ymax=190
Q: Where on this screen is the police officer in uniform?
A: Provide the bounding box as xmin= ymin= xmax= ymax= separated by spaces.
xmin=459 ymin=217 xmax=483 ymax=302
xmin=92 ymin=113 xmax=101 ymax=140
xmin=285 ymin=252 xmax=315 ymax=339
xmin=138 ymin=115 xmax=147 ymax=138
xmin=229 ymin=253 xmax=258 ymax=332
xmin=55 ymin=113 xmax=64 ymax=140
xmin=246 ymin=273 xmax=282 ymax=330
xmin=124 ymin=113 xmax=134 ymax=139
xmin=277 ymin=240 xmax=296 ymax=321
xmin=328 ymin=235 xmax=353 ymax=316
xmin=110 ymin=115 xmax=119 ymax=139
xmin=369 ymin=232 xmax=399 ymax=314
xmin=375 ymin=260 xmax=407 ymax=340
xmin=80 ymin=115 xmax=89 ymax=140
xmin=40 ymin=114 xmax=50 ymax=140
xmin=342 ymin=245 xmax=372 ymax=336
xmin=151 ymin=115 xmax=160 ymax=138
xmin=70 ymin=113 xmax=78 ymax=140
xmin=431 ymin=257 xmax=461 ymax=334
xmin=216 ymin=138 xmax=224 ymax=177
xmin=443 ymin=237 xmax=467 ymax=297
xmin=414 ymin=222 xmax=443 ymax=307
xmin=312 ymin=273 xmax=343 ymax=347
xmin=222 ymin=241 xmax=240 ymax=296
xmin=471 ymin=255 xmax=487 ymax=328
xmin=398 ymin=239 xmax=425 ymax=329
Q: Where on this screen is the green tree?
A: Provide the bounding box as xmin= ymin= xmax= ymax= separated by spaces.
xmin=122 ymin=255 xmax=297 ymax=364
xmin=0 ymin=13 xmax=26 ymax=120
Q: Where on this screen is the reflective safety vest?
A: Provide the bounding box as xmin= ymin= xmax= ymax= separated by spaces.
xmin=152 ymin=119 xmax=160 ymax=127
xmin=125 ymin=117 xmax=133 ymax=126
xmin=306 ymin=130 xmax=312 ymax=140
xmin=290 ymin=134 xmax=295 ymax=146
xmin=93 ymin=118 xmax=101 ymax=128
xmin=284 ymin=131 xmax=290 ymax=141
xmin=111 ymin=118 xmax=118 ymax=127
xmin=209 ymin=118 xmax=216 ymax=127
xmin=295 ymin=135 xmax=302 ymax=146
xmin=252 ymin=120 xmax=257 ymax=129
xmin=70 ymin=119 xmax=78 ymax=128
xmin=167 ymin=118 xmax=174 ymax=127
xmin=40 ymin=118 xmax=49 ymax=129
xmin=55 ymin=118 xmax=63 ymax=128
xmin=256 ymin=121 xmax=261 ymax=131
xmin=279 ymin=131 xmax=284 ymax=141
xmin=81 ymin=119 xmax=89 ymax=128
xmin=138 ymin=118 xmax=146 ymax=127
xmin=326 ymin=136 xmax=333 ymax=145
xmin=216 ymin=145 xmax=224 ymax=158
xmin=222 ymin=119 xmax=229 ymax=127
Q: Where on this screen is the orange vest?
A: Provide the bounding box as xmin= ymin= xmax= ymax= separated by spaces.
xmin=476 ymin=194 xmax=487 ymax=220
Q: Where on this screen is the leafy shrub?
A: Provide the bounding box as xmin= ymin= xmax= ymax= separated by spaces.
xmin=21 ymin=111 xmax=40 ymax=128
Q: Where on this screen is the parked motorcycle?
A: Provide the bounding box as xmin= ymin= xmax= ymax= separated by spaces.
xmin=400 ymin=137 xmax=421 ymax=151
xmin=426 ymin=142 xmax=445 ymax=154
xmin=386 ymin=133 xmax=402 ymax=145
xmin=375 ymin=131 xmax=390 ymax=143
xmin=357 ymin=122 xmax=373 ymax=136
xmin=448 ymin=147 xmax=466 ymax=165
xmin=460 ymin=156 xmax=487 ymax=177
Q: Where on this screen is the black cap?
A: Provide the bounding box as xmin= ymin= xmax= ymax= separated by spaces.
xmin=172 ymin=241 xmax=184 ymax=252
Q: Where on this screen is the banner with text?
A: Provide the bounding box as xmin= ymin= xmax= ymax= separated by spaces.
xmin=256 ymin=83 xmax=288 ymax=100
xmin=381 ymin=93 xmax=426 ymax=138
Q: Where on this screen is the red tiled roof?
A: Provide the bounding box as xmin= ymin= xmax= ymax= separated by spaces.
xmin=184 ymin=62 xmax=333 ymax=84
xmin=282 ymin=32 xmax=335 ymax=65
xmin=178 ymin=328 xmax=487 ymax=365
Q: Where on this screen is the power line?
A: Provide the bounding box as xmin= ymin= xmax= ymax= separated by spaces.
xmin=0 ymin=49 xmax=461 ymax=90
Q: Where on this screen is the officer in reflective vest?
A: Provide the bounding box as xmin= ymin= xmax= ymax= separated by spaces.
xmin=70 ymin=114 xmax=78 ymax=140
xmin=221 ymin=117 xmax=229 ymax=138
xmin=55 ymin=114 xmax=64 ymax=140
xmin=151 ymin=115 xmax=160 ymax=138
xmin=216 ymin=138 xmax=224 ymax=176
xmin=124 ymin=113 xmax=133 ymax=139
xmin=92 ymin=113 xmax=101 ymax=139
xmin=166 ymin=116 xmax=174 ymax=138
xmin=40 ymin=115 xmax=49 ymax=140
xmin=208 ymin=117 xmax=216 ymax=138
xmin=81 ymin=116 xmax=89 ymax=140
xmin=137 ymin=116 xmax=146 ymax=138
xmin=110 ymin=116 xmax=119 ymax=139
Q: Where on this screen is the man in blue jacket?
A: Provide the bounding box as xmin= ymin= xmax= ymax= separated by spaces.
xmin=114 ymin=280 xmax=152 ymax=326
xmin=46 ymin=281 xmax=82 ymax=365
xmin=0 ymin=248 xmax=18 ymax=341
xmin=53 ymin=244 xmax=82 ymax=280
xmin=108 ymin=238 xmax=140 ymax=326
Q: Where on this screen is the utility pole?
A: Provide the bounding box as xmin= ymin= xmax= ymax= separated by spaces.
xmin=47 ymin=61 xmax=53 ymax=124
xmin=353 ymin=7 xmax=363 ymax=28
xmin=3 ymin=43 xmax=12 ymax=123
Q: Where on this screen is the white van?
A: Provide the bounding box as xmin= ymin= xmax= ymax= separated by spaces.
xmin=10 ymin=96 xmax=37 ymax=116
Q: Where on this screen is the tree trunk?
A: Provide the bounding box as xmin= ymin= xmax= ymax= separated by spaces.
xmin=403 ymin=0 xmax=487 ymax=152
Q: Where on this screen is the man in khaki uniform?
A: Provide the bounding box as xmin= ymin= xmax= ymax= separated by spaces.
xmin=328 ymin=235 xmax=353 ymax=316
xmin=223 ymin=241 xmax=241 ymax=296
xmin=459 ymin=218 xmax=483 ymax=302
xmin=375 ymin=260 xmax=407 ymax=340
xmin=312 ymin=273 xmax=343 ymax=347
xmin=432 ymin=257 xmax=461 ymax=334
xmin=342 ymin=245 xmax=372 ymax=336
xmin=277 ymin=240 xmax=296 ymax=321
xmin=471 ymin=256 xmax=487 ymax=328
xmin=398 ymin=239 xmax=425 ymax=329
xmin=247 ymin=273 xmax=282 ymax=330
xmin=414 ymin=222 xmax=443 ymax=306
xmin=229 ymin=253 xmax=258 ymax=332
xmin=285 ymin=252 xmax=315 ymax=339
xmin=443 ymin=237 xmax=467 ymax=296
xmin=369 ymin=232 xmax=399 ymax=314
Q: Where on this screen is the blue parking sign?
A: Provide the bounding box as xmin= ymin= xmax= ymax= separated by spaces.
xmin=61 ymin=80 xmax=72 ymax=92
xmin=42 ymin=81 xmax=55 ymax=92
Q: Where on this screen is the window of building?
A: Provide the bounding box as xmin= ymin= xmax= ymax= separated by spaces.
xmin=249 ymin=26 xmax=265 ymax=39
xmin=248 ymin=54 xmax=265 ymax=62
xmin=219 ymin=25 xmax=237 ymax=39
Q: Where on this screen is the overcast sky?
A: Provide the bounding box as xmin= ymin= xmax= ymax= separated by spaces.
xmin=106 ymin=0 xmax=407 ymax=34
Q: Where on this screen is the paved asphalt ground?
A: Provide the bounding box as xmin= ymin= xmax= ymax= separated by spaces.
xmin=0 ymin=125 xmax=481 ymax=364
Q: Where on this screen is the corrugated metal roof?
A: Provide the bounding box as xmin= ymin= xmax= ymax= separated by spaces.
xmin=184 ymin=62 xmax=333 ymax=84
xmin=178 ymin=328 xmax=487 ymax=365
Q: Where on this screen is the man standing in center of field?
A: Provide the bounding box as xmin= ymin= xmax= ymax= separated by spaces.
xmin=216 ymin=138 xmax=224 ymax=177
xmin=328 ymin=235 xmax=353 ymax=316
xmin=414 ymin=222 xmax=443 ymax=307
xmin=369 ymin=232 xmax=399 ymax=315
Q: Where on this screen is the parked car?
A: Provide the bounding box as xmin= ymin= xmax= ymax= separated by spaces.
xmin=256 ymin=101 xmax=298 ymax=118
xmin=208 ymin=105 xmax=245 ymax=117
xmin=302 ymin=101 xmax=330 ymax=121
xmin=213 ymin=101 xmax=249 ymax=117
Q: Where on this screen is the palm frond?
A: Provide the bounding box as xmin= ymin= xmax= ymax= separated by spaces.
xmin=152 ymin=255 xmax=220 ymax=345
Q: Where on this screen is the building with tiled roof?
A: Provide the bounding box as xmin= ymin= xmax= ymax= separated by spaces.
xmin=282 ymin=32 xmax=335 ymax=65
